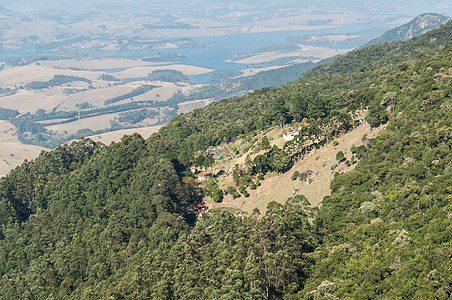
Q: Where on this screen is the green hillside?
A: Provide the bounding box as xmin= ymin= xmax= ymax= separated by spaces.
xmin=0 ymin=22 xmax=450 ymax=299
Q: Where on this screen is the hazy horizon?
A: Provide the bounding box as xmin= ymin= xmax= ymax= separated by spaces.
xmin=1 ymin=0 xmax=450 ymax=18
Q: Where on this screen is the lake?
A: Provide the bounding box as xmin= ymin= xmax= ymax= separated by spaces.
xmin=0 ymin=24 xmax=370 ymax=84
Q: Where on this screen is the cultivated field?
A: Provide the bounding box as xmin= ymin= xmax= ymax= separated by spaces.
xmin=0 ymin=56 xmax=215 ymax=176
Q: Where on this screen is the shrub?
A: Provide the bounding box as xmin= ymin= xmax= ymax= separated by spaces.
xmin=248 ymin=181 xmax=257 ymax=190
xmin=239 ymin=185 xmax=249 ymax=197
xmin=227 ymin=186 xmax=240 ymax=199
xmin=336 ymin=151 xmax=345 ymax=162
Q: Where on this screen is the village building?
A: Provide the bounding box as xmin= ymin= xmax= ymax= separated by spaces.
xmin=187 ymin=204 xmax=208 ymax=219
xmin=208 ymin=149 xmax=231 ymax=160
xmin=197 ymin=171 xmax=213 ymax=181
xmin=282 ymin=129 xmax=300 ymax=141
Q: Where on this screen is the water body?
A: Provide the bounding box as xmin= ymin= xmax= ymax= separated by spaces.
xmin=89 ymin=27 xmax=365 ymax=84
xmin=0 ymin=24 xmax=371 ymax=84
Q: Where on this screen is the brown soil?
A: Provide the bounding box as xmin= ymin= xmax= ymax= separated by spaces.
xmin=208 ymin=122 xmax=387 ymax=214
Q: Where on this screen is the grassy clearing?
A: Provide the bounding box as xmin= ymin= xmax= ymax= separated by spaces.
xmin=208 ymin=122 xmax=387 ymax=214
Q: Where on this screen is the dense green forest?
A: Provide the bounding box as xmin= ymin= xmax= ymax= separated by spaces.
xmin=25 ymin=75 xmax=92 ymax=90
xmin=148 ymin=70 xmax=189 ymax=83
xmin=0 ymin=22 xmax=450 ymax=299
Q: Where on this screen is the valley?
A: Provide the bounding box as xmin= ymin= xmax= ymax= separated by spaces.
xmin=0 ymin=35 xmax=358 ymax=170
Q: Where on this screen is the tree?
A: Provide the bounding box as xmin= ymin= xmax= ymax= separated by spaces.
xmin=253 ymin=154 xmax=271 ymax=174
xmin=261 ymin=136 xmax=271 ymax=150
xmin=272 ymin=96 xmax=288 ymax=127
xmin=269 ymin=146 xmax=293 ymax=173
xmin=204 ymin=155 xmax=215 ymax=171
xmin=239 ymin=185 xmax=249 ymax=197
xmin=232 ymin=164 xmax=241 ymax=186
xmin=207 ymin=181 xmax=223 ymax=203
xmin=195 ymin=154 xmax=206 ymax=169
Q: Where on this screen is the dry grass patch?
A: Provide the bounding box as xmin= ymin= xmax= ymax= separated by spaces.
xmin=112 ymin=64 xmax=212 ymax=80
xmin=209 ymin=122 xmax=387 ymax=214
xmin=0 ymin=90 xmax=66 ymax=113
xmin=0 ymin=121 xmax=49 ymax=177
xmin=83 ymin=125 xmax=162 ymax=145
xmin=46 ymin=113 xmax=122 ymax=135
xmin=36 ymin=58 xmax=167 ymax=71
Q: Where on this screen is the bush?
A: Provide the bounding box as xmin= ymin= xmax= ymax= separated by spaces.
xmin=239 ymin=185 xmax=249 ymax=197
xmin=252 ymin=207 xmax=261 ymax=215
xmin=291 ymin=171 xmax=300 ymax=180
xmin=227 ymin=186 xmax=240 ymax=199
xmin=248 ymin=181 xmax=257 ymax=190
xmin=336 ymin=151 xmax=345 ymax=162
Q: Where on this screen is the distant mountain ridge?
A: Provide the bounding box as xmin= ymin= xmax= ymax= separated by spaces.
xmin=366 ymin=13 xmax=450 ymax=46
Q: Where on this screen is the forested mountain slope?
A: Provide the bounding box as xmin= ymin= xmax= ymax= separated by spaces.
xmin=303 ymin=45 xmax=452 ymax=298
xmin=0 ymin=22 xmax=450 ymax=299
xmin=159 ymin=21 xmax=451 ymax=155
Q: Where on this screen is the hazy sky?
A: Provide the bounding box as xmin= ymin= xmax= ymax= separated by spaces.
xmin=1 ymin=0 xmax=450 ymax=17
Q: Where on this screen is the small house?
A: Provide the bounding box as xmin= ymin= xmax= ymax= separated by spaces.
xmin=282 ymin=129 xmax=300 ymax=141
xmin=187 ymin=204 xmax=208 ymax=219
xmin=208 ymin=149 xmax=231 ymax=160
xmin=197 ymin=171 xmax=213 ymax=181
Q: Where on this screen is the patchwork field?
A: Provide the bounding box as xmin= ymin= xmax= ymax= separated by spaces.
xmin=0 ymin=56 xmax=216 ymax=174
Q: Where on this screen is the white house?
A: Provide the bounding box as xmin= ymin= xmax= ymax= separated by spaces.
xmin=282 ymin=129 xmax=300 ymax=141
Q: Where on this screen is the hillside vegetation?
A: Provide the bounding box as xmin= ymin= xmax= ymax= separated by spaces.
xmin=0 ymin=22 xmax=450 ymax=299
